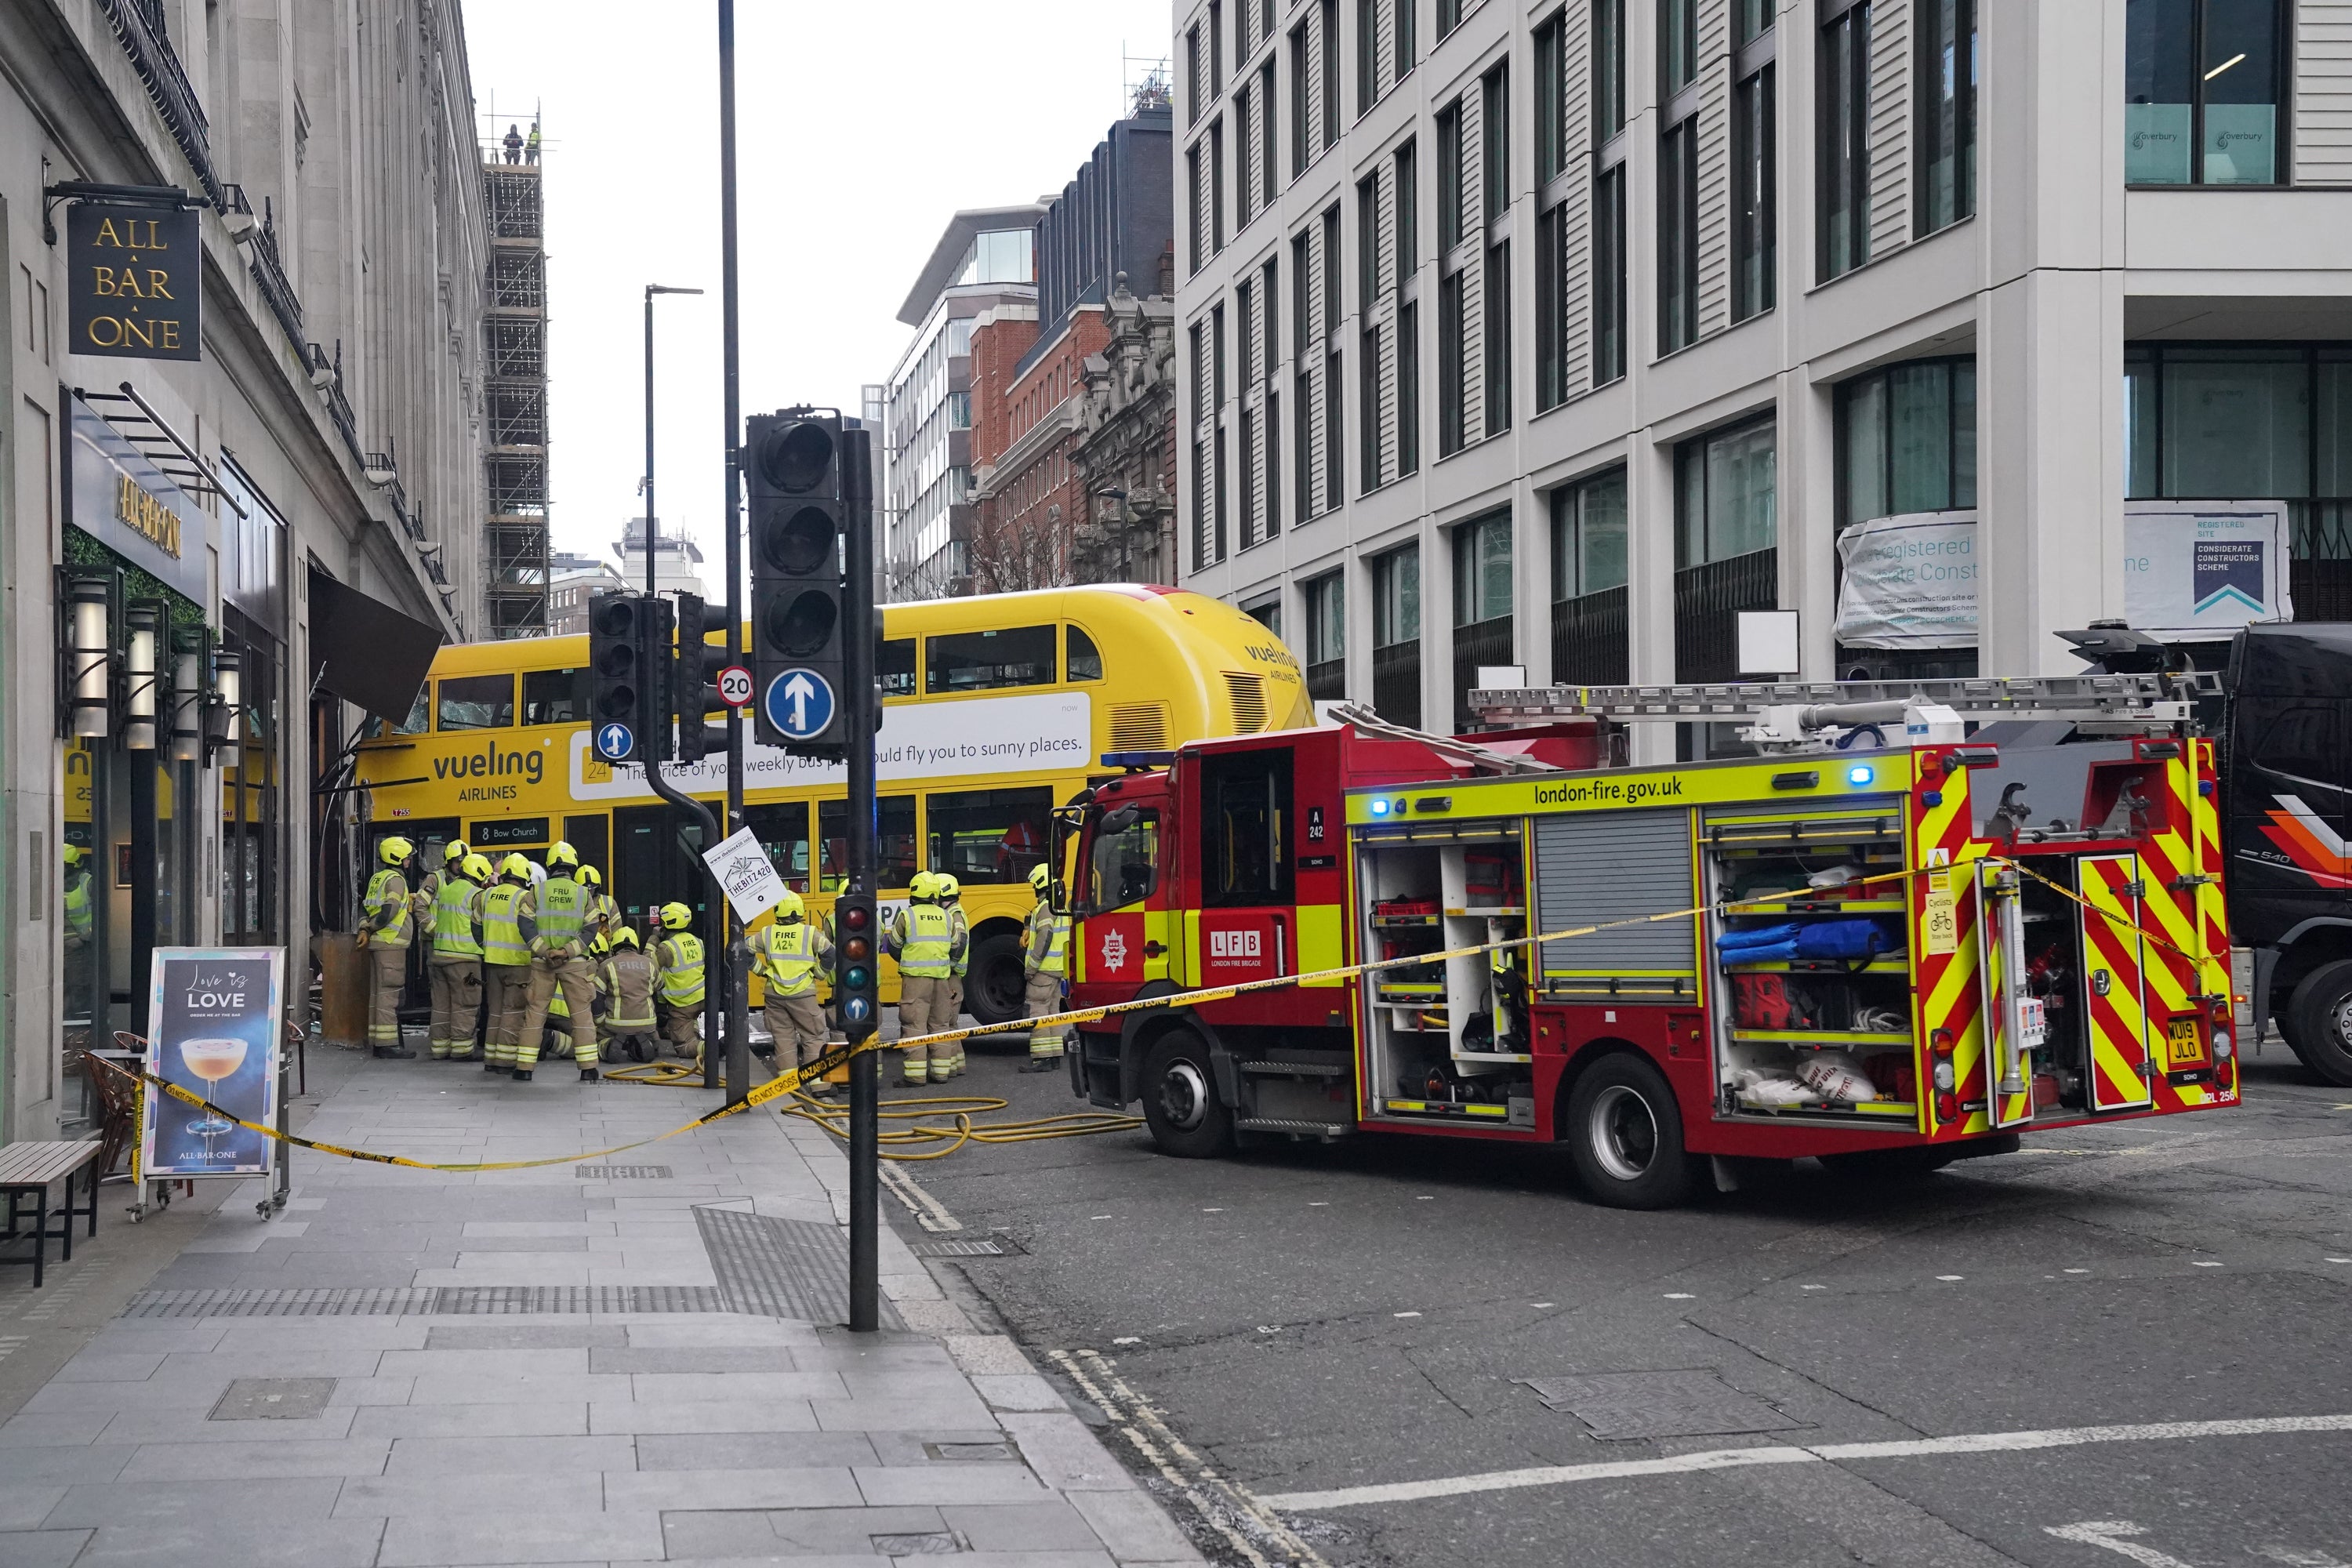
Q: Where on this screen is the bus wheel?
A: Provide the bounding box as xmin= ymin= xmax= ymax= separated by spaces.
xmin=1565 ymin=1054 xmax=1698 ymax=1210
xmin=1141 ymin=1029 xmax=1235 ymax=1158
xmin=2287 ymin=960 xmax=2352 ymax=1086
xmin=965 ymin=932 xmax=1027 ymax=1030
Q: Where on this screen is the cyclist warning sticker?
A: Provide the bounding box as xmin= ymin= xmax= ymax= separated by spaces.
xmin=1923 ymin=872 xmax=1958 ymax=957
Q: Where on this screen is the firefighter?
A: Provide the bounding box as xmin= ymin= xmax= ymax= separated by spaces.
xmin=480 ymin=854 xmax=535 ymax=1073
xmin=750 ymin=893 xmax=835 ymax=1095
xmin=413 ymin=839 xmax=470 ymax=931
xmin=360 ymin=837 xmax=417 ymax=1058
xmin=61 ymin=843 xmax=94 ymax=1012
xmin=655 ymin=902 xmax=706 ymax=1062
xmin=579 ymin=865 xmax=621 ymax=946
xmin=886 ymin=873 xmax=961 ymax=1087
xmin=597 ymin=927 xmax=660 ymax=1063
xmin=1021 ymin=862 xmax=1069 ymax=1072
xmin=428 ymin=852 xmax=491 ymax=1060
xmin=936 ymin=873 xmax=970 ymax=1081
xmin=517 ymin=841 xmax=597 ymax=1083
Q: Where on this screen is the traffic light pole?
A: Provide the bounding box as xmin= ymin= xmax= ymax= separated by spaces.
xmin=717 ymin=0 xmax=751 ymax=1109
xmin=841 ymin=426 xmax=880 ymax=1334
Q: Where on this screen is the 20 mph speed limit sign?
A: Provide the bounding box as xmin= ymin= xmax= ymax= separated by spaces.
xmin=716 ymin=665 xmax=753 ymax=708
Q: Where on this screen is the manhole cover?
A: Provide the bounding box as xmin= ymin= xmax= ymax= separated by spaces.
xmin=211 ymin=1377 xmax=335 ymax=1420
xmin=924 ymin=1441 xmax=1013 ymax=1461
xmin=1516 ymin=1370 xmax=1810 ymax=1441
xmin=908 ymin=1237 xmax=1023 ymax=1258
xmin=577 ymin=1166 xmax=672 ymax=1179
xmin=871 ymin=1534 xmax=960 ymax=1555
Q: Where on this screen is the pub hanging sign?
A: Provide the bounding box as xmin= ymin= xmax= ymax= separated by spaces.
xmin=67 ymin=202 xmax=200 ymax=362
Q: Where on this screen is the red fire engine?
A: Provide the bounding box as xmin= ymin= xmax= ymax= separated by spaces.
xmin=1058 ymin=676 xmax=2237 ymax=1207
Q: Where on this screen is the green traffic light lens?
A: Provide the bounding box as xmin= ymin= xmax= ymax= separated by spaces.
xmin=844 ymin=966 xmax=869 ymax=990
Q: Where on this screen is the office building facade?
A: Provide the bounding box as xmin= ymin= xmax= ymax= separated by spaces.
xmin=1174 ymin=0 xmax=2352 ymax=749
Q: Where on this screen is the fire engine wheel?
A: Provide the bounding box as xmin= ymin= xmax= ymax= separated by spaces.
xmin=964 ymin=933 xmax=1028 ymax=1033
xmin=2286 ymin=960 xmax=2352 ymax=1087
xmin=1565 ymin=1054 xmax=1697 ymax=1210
xmin=1141 ymin=1031 xmax=1236 ymax=1158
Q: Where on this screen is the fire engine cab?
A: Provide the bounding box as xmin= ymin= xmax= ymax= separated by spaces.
xmin=1056 ymin=675 xmax=2237 ymax=1207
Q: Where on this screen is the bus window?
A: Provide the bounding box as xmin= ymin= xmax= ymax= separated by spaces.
xmin=927 ymin=787 xmax=1053 ymax=884
xmin=926 ymin=626 xmax=1055 ymax=694
xmin=390 ymin=687 xmax=430 ymax=736
xmin=438 ymin=673 xmax=515 ymax=731
xmin=881 ymin=637 xmax=917 ymax=698
xmin=1066 ymin=625 xmax=1103 ymax=682
xmin=814 ymin=796 xmax=916 ymax=889
xmin=747 ymin=800 xmax=812 ymax=893
xmin=524 ymin=668 xmax=588 ymax=726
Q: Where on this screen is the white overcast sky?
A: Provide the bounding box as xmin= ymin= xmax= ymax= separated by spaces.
xmin=463 ymin=0 xmax=1174 ymax=575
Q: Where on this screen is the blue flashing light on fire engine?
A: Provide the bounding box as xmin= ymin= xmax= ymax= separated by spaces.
xmin=1846 ymin=764 xmax=1875 ymax=786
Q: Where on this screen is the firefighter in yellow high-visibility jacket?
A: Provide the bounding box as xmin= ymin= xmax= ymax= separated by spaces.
xmin=1020 ymin=863 xmax=1070 ymax=1072
xmin=480 ymin=855 xmax=535 ymax=1073
xmin=655 ymin=903 xmax=706 ymax=1062
xmin=885 ymin=873 xmax=964 ymax=1086
xmin=359 ymin=837 xmax=416 ymax=1057
xmin=516 ymin=841 xmax=598 ymax=1082
xmin=427 ymin=852 xmax=492 ymax=1059
xmin=750 ymin=891 xmax=836 ymax=1095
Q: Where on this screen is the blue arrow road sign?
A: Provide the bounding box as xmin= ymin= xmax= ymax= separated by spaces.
xmin=594 ymin=722 xmax=635 ymax=761
xmin=764 ymin=668 xmax=837 ymax=740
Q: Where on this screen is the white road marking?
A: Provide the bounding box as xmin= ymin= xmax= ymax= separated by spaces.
xmin=1530 ymin=1301 xmax=1555 ymax=1308
xmin=2256 ymin=1546 xmax=2352 ymax=1566
xmin=2044 ymin=1520 xmax=2195 ymax=1567
xmin=1393 ymin=1311 xmax=1421 ymax=1318
xmin=1257 ymin=1413 xmax=2352 ymax=1512
xmin=1203 ymin=1207 xmax=1224 ymax=1212
xmin=1802 ymin=1284 xmax=1828 ymax=1290
xmin=2327 ymin=1258 xmax=2350 ymax=1265
xmin=1112 ymin=1336 xmax=1142 ymax=1345
xmin=2191 ymin=1260 xmax=2223 ymax=1268
xmin=877 ymin=1160 xmax=962 ymax=1232
xmin=1415 ymin=1195 xmax=1434 ymax=1200
xmin=1937 ymin=1275 xmax=1965 ymax=1281
xmin=1664 ymin=1292 xmax=1696 ymax=1300
xmin=1308 ymin=1201 xmax=1329 ymax=1207
xmin=1091 ymin=1214 xmax=1111 ymax=1219
xmin=2067 ymin=1268 xmax=2091 ymax=1274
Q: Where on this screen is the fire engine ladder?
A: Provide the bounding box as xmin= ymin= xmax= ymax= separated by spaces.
xmin=1327 ymin=701 xmax=1563 ymax=774
xmin=1472 ymin=672 xmax=2217 ymax=729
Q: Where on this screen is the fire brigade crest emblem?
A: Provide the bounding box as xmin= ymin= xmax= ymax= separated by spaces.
xmin=1100 ymin=929 xmax=1128 ymax=972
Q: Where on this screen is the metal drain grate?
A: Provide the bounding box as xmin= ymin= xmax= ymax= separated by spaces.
xmin=907 ymin=1236 xmax=1022 ymax=1258
xmin=694 ymin=1207 xmax=902 ymax=1328
xmin=124 ymin=1286 xmax=727 ymax=1319
xmin=1517 ymin=1369 xmax=1811 ymax=1441
xmin=576 ymin=1165 xmax=673 ymax=1179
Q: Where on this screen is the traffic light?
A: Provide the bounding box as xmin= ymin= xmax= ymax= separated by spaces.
xmin=587 ymin=591 xmax=650 ymax=764
xmin=748 ymin=409 xmax=847 ymax=754
xmin=833 ymin=892 xmax=880 ymax=1040
xmin=671 ymin=592 xmax=732 ymax=764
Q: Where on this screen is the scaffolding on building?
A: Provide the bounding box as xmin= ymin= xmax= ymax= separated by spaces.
xmin=481 ymin=118 xmax=550 ymax=637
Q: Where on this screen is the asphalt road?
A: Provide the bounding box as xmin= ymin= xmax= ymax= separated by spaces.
xmin=883 ymin=1044 xmax=2352 ymax=1568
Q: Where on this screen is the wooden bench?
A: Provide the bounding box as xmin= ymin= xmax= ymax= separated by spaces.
xmin=0 ymin=1141 xmax=103 ymax=1287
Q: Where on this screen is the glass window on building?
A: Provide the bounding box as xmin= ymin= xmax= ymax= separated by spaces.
xmin=1551 ymin=468 xmax=1631 ymax=685
xmin=437 ymin=673 xmax=514 ymax=731
xmin=1371 ymin=542 xmax=1422 ymax=728
xmin=1818 ymin=0 xmax=1872 ymax=281
xmin=927 ymin=786 xmax=1054 ymax=885
xmin=1835 ymin=357 xmax=1976 ymax=527
xmin=2125 ymin=343 xmax=2352 ymax=622
xmin=1916 ymin=0 xmax=1976 ymax=231
xmin=1304 ymin=570 xmax=1346 ymax=701
xmin=1678 ymin=416 xmax=1778 ymax=567
xmin=1452 ymin=510 xmax=1514 ymax=731
xmin=2125 ymin=0 xmax=2282 ymax=186
xmin=925 ymin=625 xmax=1057 ymax=693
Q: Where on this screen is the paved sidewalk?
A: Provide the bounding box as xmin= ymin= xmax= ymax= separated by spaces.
xmin=0 ymin=1047 xmax=1202 ymax=1568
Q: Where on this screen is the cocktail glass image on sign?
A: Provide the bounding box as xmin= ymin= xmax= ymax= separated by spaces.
xmin=141 ymin=949 xmax=285 ymax=1179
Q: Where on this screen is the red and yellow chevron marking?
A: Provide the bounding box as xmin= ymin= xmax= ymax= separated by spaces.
xmin=2078 ymin=856 xmax=2154 ymax=1111
xmin=1978 ymin=873 xmax=2036 ymax=1130
xmin=2192 ymin=739 xmax=2231 ymax=993
xmin=1912 ymin=762 xmax=1985 ymax=1138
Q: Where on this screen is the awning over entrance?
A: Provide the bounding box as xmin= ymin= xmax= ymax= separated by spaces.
xmin=308 ymin=570 xmax=443 ymax=723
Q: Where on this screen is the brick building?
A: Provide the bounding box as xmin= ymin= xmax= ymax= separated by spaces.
xmin=963 ymin=93 xmax=1174 ymax=592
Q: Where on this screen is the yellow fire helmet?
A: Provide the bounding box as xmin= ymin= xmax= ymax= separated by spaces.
xmin=578 ymin=865 xmax=601 ymax=887
xmin=661 ymin=902 xmax=695 ymax=931
xmin=612 ymin=927 xmax=641 ymax=949
xmin=1028 ymin=863 xmax=1051 ymax=893
xmin=908 ymin=871 xmax=937 ymax=901
xmin=63 ymin=844 xmax=84 ymax=867
xmin=545 ymin=840 xmax=579 ymax=871
xmin=379 ymin=837 xmax=414 ymax=866
xmin=935 ymin=874 xmax=961 ymax=902
xmin=588 ymin=931 xmax=611 ymax=958
xmin=461 ymin=853 xmax=494 ymax=882
xmin=443 ymin=840 xmax=470 ymax=863
xmin=774 ymin=889 xmax=806 ymax=923
xmin=500 ymin=853 xmax=535 ymax=881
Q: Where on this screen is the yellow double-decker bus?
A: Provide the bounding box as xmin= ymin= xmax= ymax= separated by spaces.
xmin=354 ymin=585 xmax=1305 ymax=1022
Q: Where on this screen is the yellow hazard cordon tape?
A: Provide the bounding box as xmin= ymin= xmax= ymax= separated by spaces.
xmin=94 ymin=857 xmax=2197 ymax=1174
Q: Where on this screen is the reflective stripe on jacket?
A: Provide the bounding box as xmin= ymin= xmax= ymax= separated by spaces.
xmin=365 ymin=869 xmax=413 ymax=947
xmin=433 ymin=878 xmax=484 ymax=958
xmin=659 ymin=933 xmax=706 ymax=1006
xmin=1024 ymin=902 xmax=1069 ymax=977
xmin=481 ymin=884 xmax=531 ymax=966
xmin=533 ymin=876 xmax=588 ymax=959
xmin=753 ymin=921 xmax=827 ymax=1000
xmin=891 ymin=904 xmax=954 ymax=978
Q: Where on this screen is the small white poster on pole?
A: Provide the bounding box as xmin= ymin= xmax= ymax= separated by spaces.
xmin=702 ymin=826 xmax=787 ymax=924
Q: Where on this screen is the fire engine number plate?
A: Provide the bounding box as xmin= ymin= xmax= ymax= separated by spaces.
xmin=2165 ymin=1016 xmax=2203 ymax=1067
